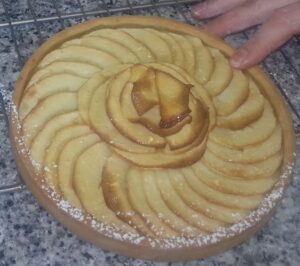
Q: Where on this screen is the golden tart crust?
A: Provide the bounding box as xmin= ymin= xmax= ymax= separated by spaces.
xmin=10 ymin=16 xmax=295 ymax=261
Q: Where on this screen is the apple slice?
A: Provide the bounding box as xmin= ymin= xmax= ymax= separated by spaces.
xmin=127 ymin=167 xmax=178 ymax=237
xmin=142 ymin=170 xmax=201 ymax=236
xmin=169 ymin=33 xmax=195 ymax=75
xmin=86 ymin=28 xmax=154 ymax=62
xmin=102 ymin=154 xmax=154 ymax=237
xmin=146 ymin=29 xmax=185 ymax=67
xmin=204 ymin=48 xmax=232 ymax=96
xmin=217 ymin=80 xmax=265 ymax=129
xmin=155 ymin=170 xmax=224 ymax=232
xmin=78 ymin=74 xmax=107 ymax=123
xmin=148 ymin=63 xmax=189 ymax=84
xmin=101 ymin=64 xmax=133 ymax=78
xmin=39 ymin=46 xmax=120 ymax=69
xmin=169 ymin=169 xmax=247 ymax=223
xmin=22 ymin=92 xmax=77 ymax=147
xmin=114 ymin=134 xmax=207 ymax=168
xmin=182 ymin=167 xmax=262 ymax=209
xmin=62 ymin=36 xmax=139 ymax=64
xmin=155 ymin=70 xmax=191 ymax=128
xmin=57 ymin=133 xmax=100 ymax=209
xmin=187 ymin=36 xmax=214 ymax=84
xmin=128 ymin=64 xmax=149 ymax=83
xmin=150 ymin=63 xmax=217 ymax=130
xmin=122 ymin=83 xmax=191 ymax=137
xmin=43 ymin=125 xmax=91 ymax=192
xmin=165 ymin=95 xmax=208 ymax=149
xmin=89 ymin=75 xmax=155 ymax=153
xmin=121 ymin=28 xmax=172 ymax=63
xmin=192 ymin=161 xmax=278 ymax=195
xmin=19 ymin=74 xmax=85 ymax=120
xmin=210 ymin=101 xmax=277 ymax=148
xmin=106 ymin=69 xmax=165 ymax=147
xmin=131 ymin=67 xmax=158 ymax=115
xmin=121 ymin=80 xmax=139 ymax=121
xmin=30 ymin=111 xmax=82 ymax=172
xmin=129 ymin=63 xmax=198 ymax=137
xmin=192 ymin=91 xmax=216 ymax=131
xmin=164 ymin=115 xmax=208 ymax=155
xmin=27 ymin=61 xmax=100 ymax=88
xmin=204 ymin=150 xmax=282 ymax=179
xmin=73 ymin=142 xmax=135 ymax=233
xmin=207 ymin=125 xmax=282 ymax=163
xmin=134 ymin=105 xmax=192 ymax=137
xmin=79 ymin=64 xmax=133 ymax=123
xmin=155 ymin=63 xmax=215 ymax=118
xmin=213 ymin=70 xmax=249 ymax=116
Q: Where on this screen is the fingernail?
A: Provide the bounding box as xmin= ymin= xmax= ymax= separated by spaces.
xmin=191 ymin=3 xmax=207 ymax=18
xmin=230 ymin=48 xmax=249 ymax=68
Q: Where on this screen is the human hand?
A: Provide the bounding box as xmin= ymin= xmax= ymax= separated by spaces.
xmin=192 ymin=0 xmax=300 ymax=69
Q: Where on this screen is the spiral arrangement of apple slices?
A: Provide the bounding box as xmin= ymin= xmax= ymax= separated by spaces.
xmin=18 ymin=27 xmax=282 ymax=238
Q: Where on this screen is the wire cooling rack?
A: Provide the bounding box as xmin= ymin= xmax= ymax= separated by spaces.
xmin=0 ymin=0 xmax=299 ymax=194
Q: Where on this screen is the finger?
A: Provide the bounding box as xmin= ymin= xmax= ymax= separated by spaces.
xmin=230 ymin=2 xmax=300 ymax=69
xmin=192 ymin=0 xmax=247 ymax=19
xmin=204 ymin=0 xmax=299 ymax=37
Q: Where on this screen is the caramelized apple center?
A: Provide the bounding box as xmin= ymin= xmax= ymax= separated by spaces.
xmin=131 ymin=66 xmax=207 ymax=134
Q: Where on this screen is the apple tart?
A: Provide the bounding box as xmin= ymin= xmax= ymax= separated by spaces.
xmin=10 ymin=16 xmax=295 ymax=261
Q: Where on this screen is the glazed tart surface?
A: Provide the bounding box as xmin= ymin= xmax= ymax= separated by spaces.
xmin=10 ymin=16 xmax=295 ymax=261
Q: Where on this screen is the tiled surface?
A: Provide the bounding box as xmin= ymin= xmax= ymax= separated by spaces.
xmin=0 ymin=1 xmax=299 ymax=265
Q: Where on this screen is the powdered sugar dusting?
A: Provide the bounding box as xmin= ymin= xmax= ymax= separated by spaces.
xmin=11 ymin=103 xmax=31 ymax=156
xmin=35 ymin=161 xmax=294 ymax=249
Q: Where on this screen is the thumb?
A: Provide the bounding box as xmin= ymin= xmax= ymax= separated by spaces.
xmin=230 ymin=2 xmax=300 ymax=69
